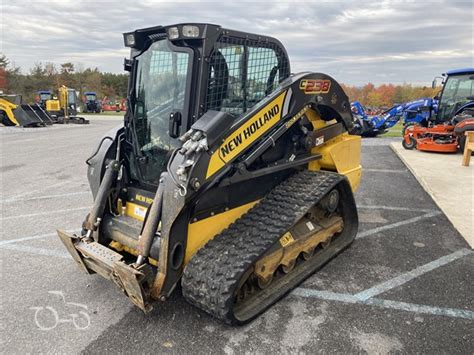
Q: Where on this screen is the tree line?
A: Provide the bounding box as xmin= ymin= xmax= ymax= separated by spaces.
xmin=341 ymin=83 xmax=438 ymax=108
xmin=1 ymin=53 xmax=439 ymax=107
xmin=0 ymin=54 xmax=128 ymax=102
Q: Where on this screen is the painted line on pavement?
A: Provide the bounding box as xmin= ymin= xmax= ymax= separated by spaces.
xmin=0 ymin=229 xmax=77 ymax=246
xmin=2 ymin=191 xmax=89 ymax=203
xmin=354 ymin=249 xmax=473 ymax=300
xmin=356 ymin=211 xmax=442 ymax=239
xmin=363 ymin=168 xmax=408 ymax=173
xmin=292 ymin=288 xmax=474 ymax=320
xmin=0 ymin=243 xmax=70 ymax=258
xmin=358 ymin=205 xmax=438 ymax=213
xmin=0 ymin=207 xmax=89 ymax=221
xmin=3 ymin=234 xmax=472 ymax=321
xmin=2 ymin=180 xmax=84 ymax=202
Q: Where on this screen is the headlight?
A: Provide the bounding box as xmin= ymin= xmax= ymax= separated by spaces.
xmin=168 ymin=27 xmax=179 ymax=39
xmin=123 ymin=33 xmax=136 ymax=47
xmin=182 ymin=25 xmax=199 ymax=38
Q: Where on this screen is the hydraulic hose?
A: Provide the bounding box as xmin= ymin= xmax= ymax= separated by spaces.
xmin=136 ymin=173 xmax=166 ymax=265
xmin=84 ymin=159 xmax=121 ymax=236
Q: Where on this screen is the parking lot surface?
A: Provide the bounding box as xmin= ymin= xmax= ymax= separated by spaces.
xmin=1 ymin=119 xmax=472 ymax=354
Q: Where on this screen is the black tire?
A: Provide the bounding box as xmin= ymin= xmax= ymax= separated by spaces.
xmin=402 ymin=122 xmax=417 ymax=136
xmin=1 ymin=110 xmax=15 ymax=126
xmin=402 ymin=136 xmax=417 ymax=150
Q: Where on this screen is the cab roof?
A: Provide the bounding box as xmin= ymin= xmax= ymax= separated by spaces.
xmin=445 ymin=68 xmax=474 ymax=76
xmin=124 ymin=23 xmax=287 ymax=52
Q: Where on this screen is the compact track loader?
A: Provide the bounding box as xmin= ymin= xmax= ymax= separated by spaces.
xmin=0 ymin=94 xmax=54 ymax=127
xmin=57 ymin=23 xmax=361 ymax=324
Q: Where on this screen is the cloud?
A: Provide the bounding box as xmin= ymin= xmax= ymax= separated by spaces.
xmin=2 ymin=0 xmax=472 ymax=85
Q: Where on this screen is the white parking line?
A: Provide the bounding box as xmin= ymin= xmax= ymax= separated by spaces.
xmin=363 ymin=168 xmax=408 ymax=173
xmin=354 ymin=249 xmax=473 ymax=300
xmin=0 ymin=243 xmax=69 ymax=258
xmin=0 ymin=230 xmax=77 ymax=246
xmin=3 ymin=240 xmax=472 ymax=320
xmin=292 ymin=288 xmax=474 ymax=320
xmin=2 ymin=181 xmax=84 ymax=201
xmin=358 ymin=205 xmax=438 ymax=213
xmin=0 ymin=207 xmax=89 ymax=221
xmin=356 ymin=211 xmax=442 ymax=239
xmin=2 ymin=191 xmax=89 ymax=203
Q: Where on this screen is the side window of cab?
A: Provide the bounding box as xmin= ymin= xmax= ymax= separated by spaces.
xmin=206 ymin=38 xmax=288 ymax=117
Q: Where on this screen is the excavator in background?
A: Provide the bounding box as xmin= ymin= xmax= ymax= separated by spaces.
xmin=1 ymin=86 xmax=89 ymax=127
xmin=37 ymin=89 xmax=63 ymax=118
xmin=40 ymin=86 xmax=89 ymax=124
xmin=1 ymin=93 xmax=54 ymax=127
xmin=57 ymin=23 xmax=361 ymax=325
xmin=403 ymin=68 xmax=474 ymax=152
xmin=37 ymin=90 xmax=53 ymax=108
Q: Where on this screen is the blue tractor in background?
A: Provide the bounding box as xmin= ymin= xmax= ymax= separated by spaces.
xmin=350 ymin=101 xmax=377 ymax=136
xmin=37 ymin=90 xmax=54 ymax=110
xmin=82 ymin=92 xmax=102 ymax=113
xmin=350 ymin=98 xmax=438 ymax=137
xmin=401 ymin=98 xmax=439 ymax=132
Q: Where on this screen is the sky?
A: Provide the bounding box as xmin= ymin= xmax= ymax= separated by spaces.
xmin=1 ymin=0 xmax=473 ymax=86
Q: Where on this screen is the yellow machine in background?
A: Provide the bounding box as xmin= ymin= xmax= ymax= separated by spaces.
xmin=41 ymin=86 xmax=89 ymax=124
xmin=0 ymin=94 xmax=53 ymax=127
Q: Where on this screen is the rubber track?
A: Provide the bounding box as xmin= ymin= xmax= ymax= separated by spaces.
xmin=181 ymin=170 xmax=342 ymax=324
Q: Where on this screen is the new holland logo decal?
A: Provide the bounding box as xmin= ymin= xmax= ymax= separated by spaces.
xmin=219 ymin=104 xmax=280 ymax=159
xmin=206 ymin=91 xmax=287 ymax=178
xmin=299 ymin=79 xmax=331 ymax=94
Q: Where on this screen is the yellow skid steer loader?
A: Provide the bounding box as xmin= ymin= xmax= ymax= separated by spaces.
xmin=1 ymin=94 xmax=54 ymax=127
xmin=57 ymin=23 xmax=361 ymax=324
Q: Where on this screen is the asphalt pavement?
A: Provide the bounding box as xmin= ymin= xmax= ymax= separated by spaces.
xmin=1 ymin=118 xmax=472 ymax=354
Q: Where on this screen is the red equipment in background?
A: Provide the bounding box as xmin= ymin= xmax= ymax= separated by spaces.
xmin=101 ymin=97 xmax=126 ymax=112
xmin=403 ymin=123 xmax=458 ymax=152
xmin=402 ymin=68 xmax=474 ymax=153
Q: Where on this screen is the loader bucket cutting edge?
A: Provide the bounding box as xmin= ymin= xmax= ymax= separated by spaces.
xmin=12 ymin=105 xmax=48 ymax=127
xmin=57 ymin=229 xmax=152 ymax=312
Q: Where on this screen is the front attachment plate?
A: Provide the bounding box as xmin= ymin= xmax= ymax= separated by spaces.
xmin=56 ymin=229 xmax=153 ymax=313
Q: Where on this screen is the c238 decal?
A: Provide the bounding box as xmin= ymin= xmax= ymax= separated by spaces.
xmin=299 ymin=79 xmax=331 ymax=94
